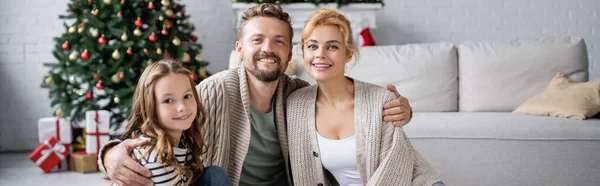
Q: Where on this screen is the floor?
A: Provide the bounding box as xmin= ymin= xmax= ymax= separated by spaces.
xmin=0 ymin=152 xmax=112 ymax=186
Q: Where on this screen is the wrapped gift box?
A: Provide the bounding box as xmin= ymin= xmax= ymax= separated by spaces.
xmin=38 ymin=117 xmax=72 ymax=149
xmin=70 ymin=151 xmax=99 ymax=173
xmin=85 ymin=110 xmax=110 ymax=154
xmin=29 ymin=136 xmax=70 ymax=173
xmin=72 ymin=124 xmax=86 ymax=152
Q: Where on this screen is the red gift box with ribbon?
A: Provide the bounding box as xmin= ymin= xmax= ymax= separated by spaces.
xmin=29 ymin=136 xmax=70 ymax=173
xmin=38 ymin=117 xmax=72 ymax=170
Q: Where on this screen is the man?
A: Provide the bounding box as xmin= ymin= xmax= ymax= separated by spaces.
xmin=99 ymin=4 xmax=413 ymax=186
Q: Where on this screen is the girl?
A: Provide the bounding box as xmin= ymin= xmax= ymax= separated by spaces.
xmin=120 ymin=59 xmax=230 ymax=186
xmin=286 ymin=9 xmax=444 ymax=186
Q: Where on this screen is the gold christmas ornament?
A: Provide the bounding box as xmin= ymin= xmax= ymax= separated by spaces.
xmin=147 ymin=59 xmax=153 ymax=66
xmin=134 ymin=28 xmax=142 ymax=37
xmin=176 ymin=20 xmax=181 ymax=24
xmin=73 ymin=88 xmax=83 ymax=96
xmin=121 ymin=33 xmax=128 ymax=41
xmin=159 ymin=16 xmax=164 ymax=21
xmin=114 ymin=96 xmax=120 ymax=104
xmin=68 ymin=26 xmax=76 ymax=33
xmin=199 ymin=68 xmax=207 ymax=77
xmin=161 ymin=0 xmax=170 ymax=6
xmin=182 ymin=52 xmax=191 ymax=63
xmin=165 ymin=9 xmax=174 ymax=17
xmin=69 ymin=51 xmax=79 ymax=61
xmin=55 ymin=107 xmax=65 ymax=117
xmin=45 ymin=76 xmax=54 ymax=86
xmin=111 ymin=73 xmax=122 ymax=83
xmin=92 ymin=29 xmax=99 ymax=38
xmin=77 ymin=26 xmax=85 ymax=33
xmin=172 ymin=37 xmax=181 ymax=46
xmin=112 ymin=50 xmax=121 ymax=59
xmin=104 ymin=0 xmax=112 ymax=5
xmin=195 ymin=53 xmax=202 ymax=61
xmin=156 ymin=48 xmax=163 ymax=55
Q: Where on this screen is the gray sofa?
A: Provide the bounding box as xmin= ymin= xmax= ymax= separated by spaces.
xmin=293 ymin=36 xmax=600 ymax=186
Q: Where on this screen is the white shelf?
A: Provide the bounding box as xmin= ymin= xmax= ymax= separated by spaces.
xmin=232 ymin=3 xmax=382 ymax=44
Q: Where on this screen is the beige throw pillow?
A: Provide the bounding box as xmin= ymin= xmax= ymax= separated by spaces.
xmin=512 ymin=72 xmax=600 ymax=119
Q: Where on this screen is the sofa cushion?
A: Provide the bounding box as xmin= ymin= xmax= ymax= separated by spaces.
xmin=458 ymin=36 xmax=589 ymax=112
xmin=294 ymin=43 xmax=458 ymax=111
xmin=512 ymin=72 xmax=600 ymax=119
xmin=403 ymin=112 xmax=600 ymax=140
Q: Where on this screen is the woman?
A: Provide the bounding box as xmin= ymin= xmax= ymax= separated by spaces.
xmin=286 ymin=8 xmax=444 ymax=186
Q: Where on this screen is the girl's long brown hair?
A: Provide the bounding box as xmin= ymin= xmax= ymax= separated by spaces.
xmin=121 ymin=59 xmax=206 ymax=184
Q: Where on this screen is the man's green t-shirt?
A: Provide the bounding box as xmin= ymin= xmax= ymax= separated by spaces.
xmin=238 ymin=103 xmax=288 ymax=186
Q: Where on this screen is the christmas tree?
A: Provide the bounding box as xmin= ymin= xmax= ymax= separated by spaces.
xmin=42 ymin=0 xmax=210 ymax=131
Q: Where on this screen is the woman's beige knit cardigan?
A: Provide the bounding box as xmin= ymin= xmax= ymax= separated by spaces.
xmin=286 ymin=80 xmax=441 ymax=186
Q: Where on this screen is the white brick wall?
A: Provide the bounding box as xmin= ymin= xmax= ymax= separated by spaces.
xmin=0 ymin=0 xmax=598 ymax=151
xmin=373 ymin=0 xmax=599 ymax=79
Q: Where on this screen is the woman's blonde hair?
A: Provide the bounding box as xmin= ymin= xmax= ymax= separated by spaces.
xmin=301 ymin=8 xmax=359 ymax=60
xmin=121 ymin=59 xmax=207 ymax=184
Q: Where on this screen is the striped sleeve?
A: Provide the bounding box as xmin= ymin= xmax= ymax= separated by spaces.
xmin=131 ymin=146 xmax=189 ymax=186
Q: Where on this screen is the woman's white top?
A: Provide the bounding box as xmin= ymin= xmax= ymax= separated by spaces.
xmin=317 ymin=132 xmax=362 ymax=186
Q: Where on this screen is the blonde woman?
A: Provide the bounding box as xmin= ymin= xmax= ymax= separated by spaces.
xmin=287 ymin=9 xmax=444 ymax=186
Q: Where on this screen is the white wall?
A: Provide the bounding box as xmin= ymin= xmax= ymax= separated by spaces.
xmin=0 ymin=0 xmax=598 ymax=151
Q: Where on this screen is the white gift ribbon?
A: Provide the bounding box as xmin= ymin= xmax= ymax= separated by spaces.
xmin=35 ymin=139 xmax=67 ymax=166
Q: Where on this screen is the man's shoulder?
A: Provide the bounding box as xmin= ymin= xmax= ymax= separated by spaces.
xmin=196 ymin=68 xmax=240 ymax=90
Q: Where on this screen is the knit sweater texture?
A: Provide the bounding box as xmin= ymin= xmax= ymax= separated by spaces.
xmin=286 ymin=80 xmax=441 ymax=186
xmin=196 ymin=67 xmax=309 ymax=185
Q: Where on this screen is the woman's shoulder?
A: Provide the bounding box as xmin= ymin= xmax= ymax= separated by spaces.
xmin=288 ymin=84 xmax=318 ymax=100
xmin=354 ymin=80 xmax=396 ymax=102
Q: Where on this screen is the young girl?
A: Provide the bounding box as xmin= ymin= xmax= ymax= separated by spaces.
xmin=286 ymin=9 xmax=444 ymax=186
xmin=120 ymin=59 xmax=225 ymax=185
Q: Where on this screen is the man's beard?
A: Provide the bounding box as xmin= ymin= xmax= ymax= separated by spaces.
xmin=246 ymin=52 xmax=283 ymax=82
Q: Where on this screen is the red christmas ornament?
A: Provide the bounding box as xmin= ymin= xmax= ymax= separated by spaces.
xmin=62 ymin=41 xmax=70 ymax=50
xmin=149 ymin=33 xmax=158 ymax=42
xmin=190 ymin=74 xmax=197 ymax=81
xmin=171 ymin=12 xmax=177 ymax=19
xmin=98 ymin=35 xmax=107 ymax=45
xmin=81 ymin=50 xmax=90 ymax=61
xmin=86 ymin=92 xmax=93 ymax=100
xmin=119 ymin=73 xmax=124 ymax=79
xmin=96 ymin=81 xmax=104 ymax=90
xmin=92 ymin=9 xmax=98 ymax=16
xmin=161 ymin=29 xmax=168 ymax=36
xmin=119 ymin=0 xmax=124 ymax=5
xmin=93 ymin=73 xmax=101 ymax=80
xmin=88 ymin=0 xmax=92 ymax=4
xmin=126 ymin=47 xmax=132 ymax=55
xmin=191 ymin=35 xmax=197 ymax=42
xmin=165 ymin=52 xmax=171 ymax=59
xmin=167 ymin=21 xmax=173 ymax=28
xmin=117 ymin=12 xmax=122 ymax=18
xmin=144 ymin=48 xmax=149 ymax=56
xmin=148 ymin=2 xmax=154 ymax=10
xmin=135 ymin=18 xmax=143 ymax=28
